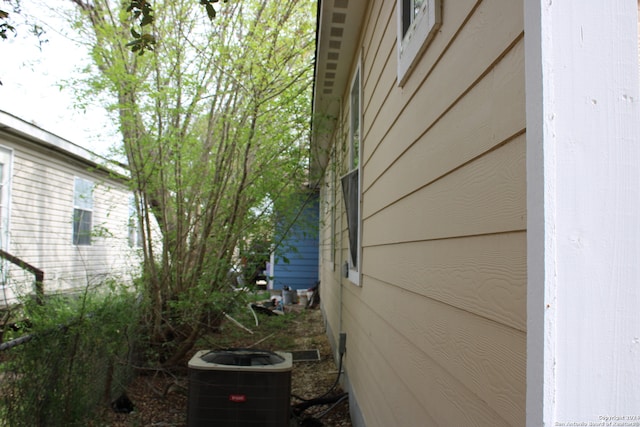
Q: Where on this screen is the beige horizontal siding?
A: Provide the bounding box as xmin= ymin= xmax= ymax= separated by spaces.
xmin=364 ymin=134 xmax=526 ymax=246
xmin=342 ymin=281 xmax=519 ymax=426
xmin=340 ymin=308 xmax=439 ymax=427
xmin=360 ymin=0 xmax=395 ymax=119
xmin=363 ymin=38 xmax=525 ymax=217
xmin=364 ymin=231 xmax=526 ymax=332
xmin=365 ymin=277 xmax=525 ymax=425
xmin=318 ymin=172 xmax=342 ymax=349
xmin=317 ymin=0 xmax=526 ymax=425
xmin=363 ymin=0 xmax=524 ymax=191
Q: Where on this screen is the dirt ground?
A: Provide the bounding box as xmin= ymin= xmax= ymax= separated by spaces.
xmin=101 ymin=305 xmax=352 ymax=426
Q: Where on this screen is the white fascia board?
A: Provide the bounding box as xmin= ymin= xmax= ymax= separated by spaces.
xmin=0 ymin=110 xmax=128 ymax=179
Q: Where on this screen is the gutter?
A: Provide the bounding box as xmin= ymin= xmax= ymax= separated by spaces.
xmin=309 ymin=0 xmax=323 ymax=189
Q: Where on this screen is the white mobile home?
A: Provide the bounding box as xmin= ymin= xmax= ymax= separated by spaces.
xmin=312 ymin=1 xmax=640 ymax=426
xmin=0 ymin=110 xmax=142 ymax=304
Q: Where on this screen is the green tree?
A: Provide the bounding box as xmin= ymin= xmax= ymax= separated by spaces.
xmin=70 ymin=0 xmax=316 ymax=365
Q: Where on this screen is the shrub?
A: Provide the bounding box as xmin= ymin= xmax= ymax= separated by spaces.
xmin=0 ymin=286 xmax=140 ymax=426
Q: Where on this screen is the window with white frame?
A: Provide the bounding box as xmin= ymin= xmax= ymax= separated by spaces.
xmin=0 ymin=147 xmax=12 ymax=252
xmin=0 ymin=147 xmax=12 ymax=288
xmin=128 ymin=194 xmax=143 ymax=248
xmin=73 ymin=177 xmax=94 ymax=246
xmin=341 ymin=65 xmax=361 ymax=284
xmin=397 ymin=0 xmax=441 ymax=86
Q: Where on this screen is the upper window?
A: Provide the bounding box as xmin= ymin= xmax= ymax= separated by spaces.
xmin=128 ymin=194 xmax=143 ymax=248
xmin=401 ymin=0 xmax=426 ymax=36
xmin=0 ymin=147 xmax=12 ymax=252
xmin=73 ymin=177 xmax=94 ymax=246
xmin=341 ymin=65 xmax=361 ymax=285
xmin=397 ymin=0 xmax=442 ymax=86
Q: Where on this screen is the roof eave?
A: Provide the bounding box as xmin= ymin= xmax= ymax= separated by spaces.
xmin=310 ymin=0 xmax=366 ymax=185
xmin=0 ymin=110 xmax=129 ymax=180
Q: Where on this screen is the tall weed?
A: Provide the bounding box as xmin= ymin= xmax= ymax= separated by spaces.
xmin=0 ymin=286 xmax=139 ymax=426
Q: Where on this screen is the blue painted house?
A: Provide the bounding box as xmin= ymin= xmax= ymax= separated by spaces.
xmin=270 ymin=190 xmax=319 ymax=291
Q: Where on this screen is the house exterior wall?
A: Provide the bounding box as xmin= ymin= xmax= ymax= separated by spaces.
xmin=0 ymin=113 xmax=141 ymax=304
xmin=316 ymin=0 xmax=525 ymax=425
xmin=272 ymin=191 xmax=319 ymax=290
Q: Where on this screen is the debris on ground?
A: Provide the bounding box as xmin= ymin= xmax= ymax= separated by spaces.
xmin=100 ymin=305 xmax=352 ymax=426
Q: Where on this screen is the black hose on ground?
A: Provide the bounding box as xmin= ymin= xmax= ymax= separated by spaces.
xmin=290 ymin=350 xmax=348 ymax=425
xmin=291 ymin=392 xmax=348 ymax=417
xmin=291 ymin=349 xmax=344 ymax=402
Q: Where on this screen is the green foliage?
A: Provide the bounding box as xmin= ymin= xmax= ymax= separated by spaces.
xmin=0 ymin=288 xmax=140 ymax=426
xmin=70 ymin=0 xmax=317 ymax=365
xmin=124 ymin=0 xmax=229 ymax=55
xmin=0 ymin=1 xmax=47 ymax=42
xmin=0 ymin=12 xmax=16 ymax=42
xmin=125 ymin=0 xmax=156 ymax=55
xmin=0 ymin=1 xmax=18 ymax=42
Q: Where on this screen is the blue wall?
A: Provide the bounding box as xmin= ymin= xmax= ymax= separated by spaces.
xmin=272 ymin=192 xmax=319 ymax=291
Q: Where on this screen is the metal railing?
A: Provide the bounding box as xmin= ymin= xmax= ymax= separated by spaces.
xmin=0 ymin=249 xmax=44 ymax=305
xmin=0 ymin=250 xmax=44 ymax=350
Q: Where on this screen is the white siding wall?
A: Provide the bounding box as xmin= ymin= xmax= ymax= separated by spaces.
xmin=0 ymin=133 xmax=141 ymax=304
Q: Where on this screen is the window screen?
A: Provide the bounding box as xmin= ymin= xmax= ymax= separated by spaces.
xmin=341 ymin=169 xmax=359 ymax=269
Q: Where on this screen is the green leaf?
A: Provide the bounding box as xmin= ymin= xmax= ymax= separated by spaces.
xmin=131 ymin=28 xmax=140 ymax=38
xmin=141 ymin=14 xmax=153 ymax=26
xmin=141 ymin=33 xmax=156 ymax=43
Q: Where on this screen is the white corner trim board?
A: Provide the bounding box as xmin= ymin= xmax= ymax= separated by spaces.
xmin=526 ymin=1 xmax=640 ymax=426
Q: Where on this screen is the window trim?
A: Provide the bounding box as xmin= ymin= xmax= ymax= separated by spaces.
xmin=345 ymin=63 xmax=362 ymax=285
xmin=396 ymin=0 xmax=442 ymax=87
xmin=0 ymin=146 xmax=13 ymax=288
xmin=73 ymin=177 xmax=94 ymax=246
xmin=128 ymin=194 xmax=143 ymax=248
xmin=0 ymin=146 xmax=13 ymax=253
